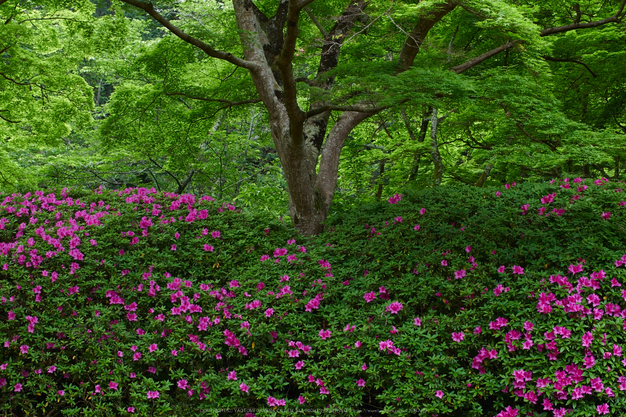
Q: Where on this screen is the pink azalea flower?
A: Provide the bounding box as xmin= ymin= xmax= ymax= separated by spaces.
xmin=149 ymin=343 xmax=158 ymax=353
xmin=435 ymin=390 xmax=444 ymax=399
xmin=357 ymin=378 xmax=366 ymax=387
xmin=14 ymin=383 xmax=22 ymax=392
xmin=147 ymin=390 xmax=159 ymax=399
xmin=601 ymin=212 xmax=611 ymax=220
xmin=240 ymin=383 xmax=249 ymax=393
xmin=388 ymin=193 xmax=402 ymax=204
xmin=413 ymin=224 xmax=420 ymax=230
xmin=363 ymin=291 xmax=376 ymax=303
xmin=319 ymin=329 xmax=331 ymax=340
xmin=414 ymin=317 xmax=421 ymax=326
xmin=597 ymin=403 xmax=609 ymax=415
xmin=452 ymin=332 xmax=465 ymax=342
xmin=497 ymin=266 xmax=506 ymax=273
xmin=19 ymin=345 xmax=28 ymax=354
xmin=386 ymin=302 xmax=403 ymax=314
xmin=211 ymin=231 xmax=221 ymax=238
xmin=512 ymin=265 xmax=524 ymax=275
xmin=228 ymin=370 xmax=237 ymax=380
xmin=109 ymin=381 xmax=118 ymax=390
xmin=295 ymin=361 xmax=305 ymax=369
xmin=454 ymin=269 xmax=466 ymax=279
xmin=568 ymin=263 xmax=583 ymax=274
xmin=419 ymin=208 xmax=426 ymax=215
xmin=177 ymin=379 xmax=188 ymax=389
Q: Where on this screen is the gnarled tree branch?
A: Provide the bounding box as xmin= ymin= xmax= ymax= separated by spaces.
xmin=118 ymin=0 xmax=256 ymax=70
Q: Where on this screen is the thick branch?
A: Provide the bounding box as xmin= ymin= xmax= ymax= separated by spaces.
xmin=396 ymin=1 xmax=457 ymax=73
xmin=276 ymin=0 xmax=306 ymax=119
xmin=450 ymin=40 xmax=521 ymax=74
xmin=540 ymin=0 xmax=626 ymax=36
xmin=118 ymin=0 xmax=256 ymax=70
xmin=542 ymin=56 xmax=596 ymax=78
xmin=303 ymin=0 xmax=368 ymax=151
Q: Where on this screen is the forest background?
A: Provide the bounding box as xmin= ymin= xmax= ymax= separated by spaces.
xmin=0 ymin=0 xmax=625 ymax=233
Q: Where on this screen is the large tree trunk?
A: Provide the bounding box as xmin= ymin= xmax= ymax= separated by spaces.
xmin=231 ymin=0 xmax=372 ymax=235
xmin=229 ymin=0 xmax=457 ymax=235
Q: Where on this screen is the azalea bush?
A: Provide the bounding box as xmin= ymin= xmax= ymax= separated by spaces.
xmin=1 ymin=179 xmax=625 ymax=417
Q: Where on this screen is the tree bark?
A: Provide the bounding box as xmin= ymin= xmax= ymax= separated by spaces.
xmin=396 ymin=2 xmax=457 ymax=73
xmin=430 ymin=107 xmax=444 ymax=186
xmin=176 ymin=170 xmax=195 ymax=194
xmin=375 ymin=158 xmax=386 ymax=201
xmin=402 ymin=107 xmax=430 ymax=181
xmin=475 ymin=164 xmax=494 ymax=187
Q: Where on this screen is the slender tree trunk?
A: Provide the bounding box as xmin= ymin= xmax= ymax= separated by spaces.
xmin=583 ymin=163 xmax=590 ymax=177
xmin=176 ymin=170 xmax=195 ymax=194
xmin=402 ymin=107 xmax=430 ymax=182
xmin=475 ymin=164 xmax=494 ymax=187
xmin=430 ymin=107 xmax=444 ymax=186
xmin=375 ymin=158 xmax=386 ymax=201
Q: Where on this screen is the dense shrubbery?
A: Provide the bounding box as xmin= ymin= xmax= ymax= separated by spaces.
xmin=1 ymin=179 xmax=626 ymax=417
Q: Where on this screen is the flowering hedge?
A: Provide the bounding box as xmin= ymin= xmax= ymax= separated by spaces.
xmin=1 ymin=178 xmax=625 ymax=416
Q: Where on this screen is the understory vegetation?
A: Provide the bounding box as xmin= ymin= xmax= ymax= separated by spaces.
xmin=1 ymin=179 xmax=625 ymax=416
